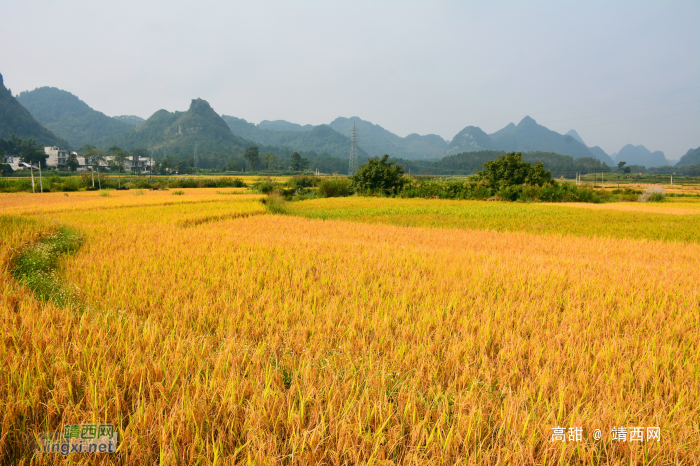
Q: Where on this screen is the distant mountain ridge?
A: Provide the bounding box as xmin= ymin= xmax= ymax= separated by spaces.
xmin=564 ymin=129 xmax=586 ymax=145
xmin=446 ymin=126 xmax=500 ymax=153
xmin=327 ymin=116 xmax=448 ymax=159
xmin=446 ymin=116 xmax=614 ymax=165
xmin=7 ymin=76 xmax=686 ymax=169
xmin=224 ymin=115 xmax=448 ymax=159
xmin=113 ymin=115 xmax=145 ymax=127
xmin=259 ymin=120 xmax=313 ymax=132
xmin=565 ymin=129 xmax=613 ymax=165
xmin=221 ymin=115 xmax=368 ymax=159
xmin=0 ymin=73 xmax=68 ymax=147
xmin=614 ymin=144 xmax=669 ymax=167
xmin=16 ymin=87 xmax=133 ymax=149
xmin=675 ymin=147 xmax=700 ymax=166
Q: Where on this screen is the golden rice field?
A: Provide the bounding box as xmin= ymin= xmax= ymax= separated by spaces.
xmin=1 ymin=188 xmax=699 ymax=465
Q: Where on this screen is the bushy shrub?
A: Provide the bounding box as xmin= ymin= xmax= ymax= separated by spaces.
xmin=640 ymin=186 xmax=666 ymax=202
xmin=286 ymin=175 xmax=321 ymax=189
xmin=519 ymin=183 xmax=602 ymax=203
xmin=0 ymin=178 xmax=33 ymax=193
xmin=80 ymin=172 xmax=105 ymax=189
xmin=261 ymin=192 xmax=287 ymax=214
xmin=216 ymin=178 xmax=246 ymax=188
xmin=318 ymin=178 xmax=351 ymax=197
xmin=253 ymin=180 xmax=277 ymax=194
xmin=292 ymin=189 xmax=322 ymax=201
xmin=180 ymin=179 xmax=199 ymax=188
xmin=0 ymin=163 xmax=14 ymax=176
xmin=399 ymin=178 xmax=491 ymax=200
xmin=46 ymin=175 xmax=80 ymax=192
xmin=134 ymin=179 xmax=152 ymax=189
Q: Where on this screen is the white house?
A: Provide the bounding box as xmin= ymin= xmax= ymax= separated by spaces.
xmin=44 ymin=146 xmax=69 ymax=169
xmin=41 ymin=146 xmax=153 ymax=173
xmin=2 ymin=155 xmax=22 ymax=171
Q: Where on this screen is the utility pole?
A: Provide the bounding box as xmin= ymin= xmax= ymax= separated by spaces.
xmin=30 ymin=164 xmax=35 ymax=193
xmin=348 ymin=122 xmax=359 ymax=176
xmin=38 ymin=162 xmax=43 ymax=193
xmin=194 ymin=143 xmax=198 ymax=172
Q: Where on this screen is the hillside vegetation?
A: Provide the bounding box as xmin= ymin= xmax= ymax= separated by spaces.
xmin=0 ymin=74 xmax=67 ymax=148
xmin=676 ymin=146 xmax=700 ymax=166
xmin=16 ymin=87 xmax=133 ymax=149
xmin=328 ymin=116 xmax=448 ymax=159
xmin=222 ymin=115 xmax=368 ymax=160
xmin=110 ymin=99 xmax=249 ymax=167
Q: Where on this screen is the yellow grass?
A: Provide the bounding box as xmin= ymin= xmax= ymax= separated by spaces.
xmin=1 ymin=191 xmax=699 ymax=464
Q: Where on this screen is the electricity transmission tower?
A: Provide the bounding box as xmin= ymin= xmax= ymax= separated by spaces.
xmin=348 ymin=122 xmax=359 ymax=176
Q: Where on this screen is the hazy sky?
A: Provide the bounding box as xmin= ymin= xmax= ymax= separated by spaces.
xmin=2 ymin=0 xmax=698 ymax=158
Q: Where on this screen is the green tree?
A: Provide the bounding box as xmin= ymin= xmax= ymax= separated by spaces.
xmin=290 ymin=151 xmax=301 ymax=171
xmin=477 ymin=152 xmax=553 ymax=196
xmin=1 ymin=147 xmax=13 ymax=177
xmin=0 ymin=147 xmax=8 ymax=176
xmin=261 ymin=152 xmax=277 ymax=170
xmin=176 ymin=158 xmax=194 ymax=174
xmin=616 ymin=161 xmax=631 ymax=174
xmin=66 ymin=152 xmax=79 ymax=171
xmin=290 ymin=151 xmax=309 ymax=172
xmin=160 ymin=155 xmax=173 ymax=174
xmin=226 ymin=159 xmax=241 ymax=172
xmin=244 ymin=146 xmax=260 ymax=171
xmin=298 ymin=156 xmax=309 ymax=171
xmin=351 ymin=154 xmax=405 ymax=195
xmin=20 ymin=139 xmax=48 ymax=168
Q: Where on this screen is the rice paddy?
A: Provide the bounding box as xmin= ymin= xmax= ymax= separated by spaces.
xmin=286 ymin=196 xmax=700 ymax=243
xmin=1 ymin=188 xmax=699 ymax=464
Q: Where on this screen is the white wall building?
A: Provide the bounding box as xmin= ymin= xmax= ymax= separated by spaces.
xmin=44 ymin=146 xmax=69 ymax=169
xmin=2 ymin=155 xmax=22 ymax=171
xmin=40 ymin=146 xmax=153 ymax=173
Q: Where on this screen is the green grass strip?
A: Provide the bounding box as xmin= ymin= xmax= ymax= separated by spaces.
xmin=10 ymin=227 xmax=84 ymax=307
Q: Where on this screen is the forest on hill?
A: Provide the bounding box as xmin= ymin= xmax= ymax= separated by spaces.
xmin=16 ymin=87 xmax=133 ymax=149
xmin=0 ymin=74 xmax=67 ymax=148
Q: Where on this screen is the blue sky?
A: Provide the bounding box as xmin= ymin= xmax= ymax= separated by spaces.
xmin=1 ymin=0 xmax=698 ymax=159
